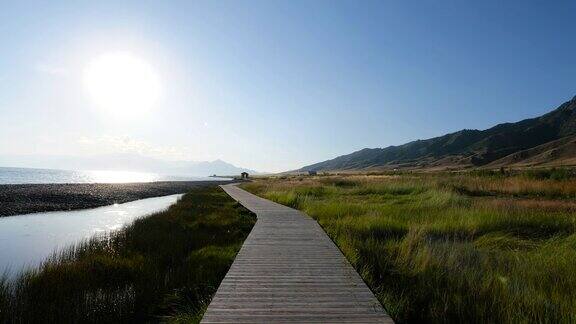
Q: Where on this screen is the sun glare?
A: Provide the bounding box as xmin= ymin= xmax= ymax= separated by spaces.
xmin=83 ymin=52 xmax=161 ymax=118
xmin=86 ymin=170 xmax=160 ymax=183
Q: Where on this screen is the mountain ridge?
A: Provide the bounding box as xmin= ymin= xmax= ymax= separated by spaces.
xmin=299 ymin=95 xmax=576 ymax=172
xmin=0 ymin=153 xmax=257 ymax=176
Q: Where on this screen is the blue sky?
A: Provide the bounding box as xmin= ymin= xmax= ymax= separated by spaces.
xmin=0 ymin=0 xmax=575 ymax=172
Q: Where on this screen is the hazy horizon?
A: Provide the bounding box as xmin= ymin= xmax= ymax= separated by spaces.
xmin=0 ymin=152 xmax=258 ymax=176
xmin=1 ymin=1 xmax=575 ymax=172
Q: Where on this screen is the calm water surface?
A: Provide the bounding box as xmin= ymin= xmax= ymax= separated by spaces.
xmin=0 ymin=167 xmax=222 ymax=184
xmin=0 ymin=194 xmax=182 ymax=276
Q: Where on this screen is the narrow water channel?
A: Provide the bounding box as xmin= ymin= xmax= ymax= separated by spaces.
xmin=0 ymin=194 xmax=182 ymax=277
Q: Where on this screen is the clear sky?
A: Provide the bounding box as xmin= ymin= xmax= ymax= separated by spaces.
xmin=1 ymin=1 xmax=575 ymax=172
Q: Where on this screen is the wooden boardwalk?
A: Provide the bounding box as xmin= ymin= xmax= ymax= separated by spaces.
xmin=201 ymin=184 xmax=393 ymax=323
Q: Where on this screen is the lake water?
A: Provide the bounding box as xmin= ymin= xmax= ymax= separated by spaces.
xmin=0 ymin=194 xmax=182 ymax=277
xmin=0 ymin=167 xmax=220 ymax=184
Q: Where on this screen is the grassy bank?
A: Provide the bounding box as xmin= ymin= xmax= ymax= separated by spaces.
xmin=242 ymin=172 xmax=576 ymax=323
xmin=0 ymin=186 xmax=255 ymax=323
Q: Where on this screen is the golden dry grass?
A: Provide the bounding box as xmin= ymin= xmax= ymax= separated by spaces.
xmin=243 ymin=171 xmax=576 ymax=323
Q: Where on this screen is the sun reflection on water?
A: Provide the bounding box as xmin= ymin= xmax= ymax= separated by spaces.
xmin=85 ymin=170 xmax=160 ymax=183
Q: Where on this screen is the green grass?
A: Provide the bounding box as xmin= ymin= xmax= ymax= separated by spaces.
xmin=467 ymin=167 xmax=576 ymax=181
xmin=243 ymin=173 xmax=576 ymax=323
xmin=0 ymin=186 xmax=255 ymax=324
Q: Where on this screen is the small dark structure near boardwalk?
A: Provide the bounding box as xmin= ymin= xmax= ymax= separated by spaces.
xmin=240 ymin=172 xmax=249 ymax=179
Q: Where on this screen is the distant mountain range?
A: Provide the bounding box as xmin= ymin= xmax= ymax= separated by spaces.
xmin=0 ymin=153 xmax=257 ymax=176
xmin=300 ymin=95 xmax=576 ymax=172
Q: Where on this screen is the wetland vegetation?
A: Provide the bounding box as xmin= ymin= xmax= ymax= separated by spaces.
xmin=0 ymin=186 xmax=255 ymax=323
xmin=243 ymin=170 xmax=576 ymax=323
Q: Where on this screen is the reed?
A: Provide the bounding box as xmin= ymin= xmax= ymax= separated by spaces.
xmin=0 ymin=186 xmax=255 ymax=324
xmin=243 ymin=172 xmax=576 ymax=323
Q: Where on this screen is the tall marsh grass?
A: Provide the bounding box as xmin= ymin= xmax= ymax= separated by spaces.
xmin=243 ymin=172 xmax=576 ymax=323
xmin=0 ymin=186 xmax=255 ymax=324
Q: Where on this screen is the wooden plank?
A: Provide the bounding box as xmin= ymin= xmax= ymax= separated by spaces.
xmin=201 ymin=184 xmax=394 ymax=323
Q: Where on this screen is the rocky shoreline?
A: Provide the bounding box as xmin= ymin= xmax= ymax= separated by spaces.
xmin=0 ymin=181 xmax=233 ymax=217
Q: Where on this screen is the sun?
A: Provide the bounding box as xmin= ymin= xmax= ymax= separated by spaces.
xmin=83 ymin=52 xmax=161 ymax=118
